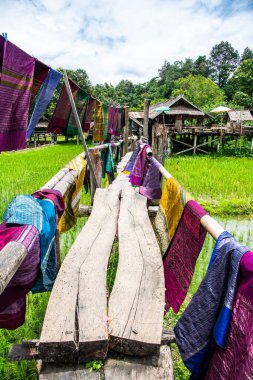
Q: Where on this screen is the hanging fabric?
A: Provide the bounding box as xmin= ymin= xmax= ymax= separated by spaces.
xmin=112 ymin=107 xmax=119 ymax=136
xmin=47 ymin=80 xmax=78 ymax=134
xmin=129 ymin=144 xmax=149 ymax=186
xmin=154 ymin=177 xmax=192 ymax=255
xmin=89 ymin=149 xmax=103 ymax=188
xmin=83 ymin=96 xmax=96 ymax=133
xmin=31 ymin=59 xmax=49 ymax=98
xmin=108 ymin=106 xmax=115 ymax=135
xmin=122 ymin=144 xmax=140 ymax=174
xmin=27 ymin=68 xmax=62 ymax=138
xmin=0 ymin=36 xmax=35 ymax=152
xmin=174 ymin=231 xmax=249 ymax=379
xmin=103 ymin=103 xmax=109 ymax=140
xmin=64 ymin=88 xmax=89 ymax=137
xmin=93 ymin=100 xmax=104 ymax=141
xmin=139 ymin=159 xmax=162 ymax=200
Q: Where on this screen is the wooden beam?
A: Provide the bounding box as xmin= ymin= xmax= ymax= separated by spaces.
xmin=143 ymin=99 xmax=151 ymax=141
xmin=77 ymin=205 xmax=159 ymax=219
xmin=108 ymin=187 xmax=164 ymax=357
xmin=39 ymin=364 xmax=101 ymax=380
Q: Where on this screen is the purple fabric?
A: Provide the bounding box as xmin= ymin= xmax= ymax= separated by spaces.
xmin=108 ymin=106 xmax=115 ymax=135
xmin=84 ymin=96 xmax=96 ymax=132
xmin=32 ymin=188 xmax=65 ymax=218
xmin=129 ymin=144 xmax=149 ymax=186
xmin=206 ymin=251 xmax=253 ymax=380
xmin=163 ymin=200 xmax=208 ymax=313
xmin=112 ymin=107 xmax=119 ymax=136
xmin=139 ymin=159 xmax=162 ymax=200
xmin=0 ymin=223 xmax=40 ymax=329
xmin=0 ymin=37 xmax=35 ymax=152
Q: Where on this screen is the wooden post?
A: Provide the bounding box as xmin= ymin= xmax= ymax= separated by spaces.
xmin=250 ymin=137 xmax=253 ymax=152
xmin=63 ymin=71 xmax=98 ymax=189
xmin=123 ymin=106 xmax=129 ymax=155
xmin=143 ymin=99 xmax=151 ymax=141
xmin=167 ymin=135 xmax=172 ymax=156
xmin=193 ymin=134 xmax=197 ymax=155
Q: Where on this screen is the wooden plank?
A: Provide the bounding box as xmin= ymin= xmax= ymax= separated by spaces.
xmin=0 ymin=242 xmax=27 ymax=294
xmin=39 ymin=364 xmax=101 ymax=380
xmin=39 ymin=188 xmax=120 ymax=363
xmin=77 ymin=205 xmax=93 ymax=217
xmin=78 ymin=188 xmax=120 ymax=362
xmin=8 ymin=340 xmax=39 ymax=361
xmin=104 ymin=346 xmax=174 ymax=380
xmin=108 ymin=187 xmax=165 ymax=356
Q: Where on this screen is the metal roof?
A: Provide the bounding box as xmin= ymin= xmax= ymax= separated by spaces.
xmin=228 ymin=110 xmax=253 ymax=122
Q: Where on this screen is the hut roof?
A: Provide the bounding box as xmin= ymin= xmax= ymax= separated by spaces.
xmin=227 ymin=110 xmax=253 ymax=122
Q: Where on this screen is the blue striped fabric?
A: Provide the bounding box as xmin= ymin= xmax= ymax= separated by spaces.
xmin=27 ymin=68 xmax=62 ymax=138
xmin=174 ymin=231 xmax=249 ymax=379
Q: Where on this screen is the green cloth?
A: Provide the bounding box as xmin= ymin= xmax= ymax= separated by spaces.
xmin=103 ymin=103 xmax=109 ymax=140
xmin=101 ymin=143 xmax=114 ymax=178
xmin=64 ymin=89 xmax=89 ymax=137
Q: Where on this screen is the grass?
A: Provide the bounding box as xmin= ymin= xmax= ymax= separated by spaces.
xmin=164 ymin=155 xmax=253 ymax=216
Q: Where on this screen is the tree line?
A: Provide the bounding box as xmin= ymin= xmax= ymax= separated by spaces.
xmin=44 ymin=41 xmax=253 ymax=118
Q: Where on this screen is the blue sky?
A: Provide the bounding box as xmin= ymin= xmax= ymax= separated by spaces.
xmin=1 ymin=0 xmax=253 ymax=84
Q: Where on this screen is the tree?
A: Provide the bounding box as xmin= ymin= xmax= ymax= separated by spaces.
xmin=228 ymin=59 xmax=253 ymax=97
xmin=209 ymin=41 xmax=240 ymax=88
xmin=232 ymin=91 xmax=252 ymax=109
xmin=194 ymin=55 xmax=210 ymax=77
xmin=241 ymin=47 xmax=253 ymax=61
xmin=171 ymin=74 xmax=226 ymax=110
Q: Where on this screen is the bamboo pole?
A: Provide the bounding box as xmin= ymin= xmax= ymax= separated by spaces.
xmin=63 ymin=71 xmax=98 ymax=189
xmin=150 ymin=156 xmax=224 ymax=240
xmin=143 ymin=99 xmax=151 ymax=141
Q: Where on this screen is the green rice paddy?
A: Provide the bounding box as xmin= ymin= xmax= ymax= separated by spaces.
xmin=0 ymin=147 xmax=252 ymax=379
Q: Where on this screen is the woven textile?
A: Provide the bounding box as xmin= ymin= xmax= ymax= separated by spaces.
xmin=89 ymin=149 xmax=102 ymax=188
xmin=0 ymin=223 xmax=40 ymax=329
xmin=122 ymin=145 xmax=140 ymax=174
xmin=31 ymin=59 xmax=49 ymax=98
xmin=27 ymin=68 xmax=62 ymax=138
xmin=0 ymin=36 xmax=35 ymax=151
xmin=32 ymin=188 xmax=65 ymax=218
xmin=205 ymin=251 xmax=253 ymax=380
xmin=93 ymin=101 xmax=104 ymax=141
xmin=108 ymin=106 xmax=116 ymax=135
xmin=64 ymin=88 xmax=89 ymax=137
xmin=103 ymin=103 xmax=109 ymax=140
xmin=163 ymin=200 xmax=207 ymax=313
xmin=174 ymin=231 xmax=249 ymax=379
xmin=84 ymin=96 xmax=96 ymax=132
xmin=59 ymin=156 xmax=86 ymax=232
xmin=47 ymin=80 xmax=78 ymax=134
xmin=139 ymin=159 xmax=162 ymax=200
xmin=129 ymin=144 xmax=149 ymax=186
xmin=154 ymin=178 xmax=192 ymax=256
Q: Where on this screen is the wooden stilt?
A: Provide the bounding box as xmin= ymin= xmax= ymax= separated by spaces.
xmin=250 ymin=137 xmax=253 ymax=152
xmin=193 ymin=134 xmax=197 ymax=154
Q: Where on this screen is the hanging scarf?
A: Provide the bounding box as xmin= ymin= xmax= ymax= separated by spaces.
xmin=31 ymin=59 xmax=49 ymax=98
xmin=103 ymin=103 xmax=109 ymax=140
xmin=139 ymin=158 xmax=162 ymax=200
xmin=83 ymin=96 xmax=96 ymax=133
xmin=64 ymin=88 xmax=89 ymax=137
xmin=93 ymin=101 xmax=104 ymax=141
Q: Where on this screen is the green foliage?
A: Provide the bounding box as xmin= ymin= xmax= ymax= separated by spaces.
xmin=171 ymin=74 xmax=226 ymax=110
xmin=241 ymin=47 xmax=253 ymax=61
xmin=228 ymin=59 xmax=253 ymax=98
xmin=232 ymin=91 xmax=252 ymax=109
xmin=85 ymin=360 xmax=103 ymax=372
xmin=209 ymin=41 xmax=240 ymax=88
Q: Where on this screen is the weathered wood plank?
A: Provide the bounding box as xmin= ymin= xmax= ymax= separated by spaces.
xmin=8 ymin=340 xmax=39 ymax=361
xmin=104 ymin=346 xmax=174 ymax=380
xmin=0 ymin=242 xmax=27 ymax=295
xmin=39 ymin=188 xmax=120 ymax=363
xmin=108 ymin=187 xmax=165 ymax=356
xmin=109 ymin=152 xmax=132 ymax=193
xmin=78 ymin=188 xmax=120 ymax=362
xmin=53 ymin=171 xmax=78 ymax=196
xmin=39 ymin=364 xmax=101 ymax=380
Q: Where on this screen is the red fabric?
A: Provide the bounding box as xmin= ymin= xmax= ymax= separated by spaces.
xmin=31 ymin=59 xmax=50 ymax=98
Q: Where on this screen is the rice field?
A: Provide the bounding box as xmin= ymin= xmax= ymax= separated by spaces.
xmin=0 ymin=148 xmax=252 ymax=379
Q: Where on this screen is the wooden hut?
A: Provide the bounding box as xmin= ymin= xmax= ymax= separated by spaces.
xmin=226 ymin=110 xmax=253 ymax=130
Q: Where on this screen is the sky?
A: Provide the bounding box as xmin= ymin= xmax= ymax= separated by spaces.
xmin=1 ymin=0 xmax=253 ymax=85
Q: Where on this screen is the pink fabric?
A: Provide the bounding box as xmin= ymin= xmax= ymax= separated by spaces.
xmin=206 ymin=251 xmax=253 ymax=380
xmin=129 ymin=144 xmax=149 ymax=186
xmin=139 ymin=159 xmax=162 ymax=200
xmin=164 ymin=200 xmax=208 ymax=313
xmin=112 ymin=107 xmax=119 ymax=136
xmin=32 ymin=188 xmax=65 ymax=218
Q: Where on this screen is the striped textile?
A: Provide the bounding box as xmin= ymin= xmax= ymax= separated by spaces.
xmin=154 ymin=177 xmax=192 ymax=256
xmin=27 ymin=68 xmax=62 ymax=138
xmin=163 ymin=200 xmax=207 ymax=313
xmin=93 ymin=101 xmax=104 ymax=141
xmin=89 ymin=149 xmax=102 ymax=187
xmin=139 ymin=158 xmax=162 ymax=200
xmin=64 ymin=88 xmax=89 ymax=137
xmin=0 ymin=36 xmax=35 ymax=151
xmin=174 ymin=231 xmax=249 ymax=379
xmin=59 ymin=156 xmax=86 ymax=232
xmin=31 ymin=59 xmax=49 ymax=98
xmin=0 ymin=223 xmax=40 ymax=329
xmin=47 ymin=80 xmax=78 ymax=134
xmin=84 ymin=96 xmax=96 ymax=132
xmin=129 ymin=144 xmax=149 ymax=186
xmin=122 ymin=144 xmax=140 ymax=174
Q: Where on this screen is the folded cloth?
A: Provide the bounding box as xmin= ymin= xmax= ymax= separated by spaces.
xmin=122 ymin=145 xmax=140 ymax=174
xmin=163 ymin=200 xmax=207 ymax=313
xmin=31 ymin=59 xmax=49 ymax=98
xmin=154 ymin=177 xmax=192 ymax=256
xmin=89 ymin=149 xmax=102 ymax=188
xmin=64 ymin=88 xmax=89 ymax=137
xmin=3 ymin=194 xmax=59 ymax=293
xmin=0 ymin=222 xmax=40 ymax=329
xmin=0 ymin=36 xmax=35 ymax=152
xmin=103 ymin=103 xmax=109 ymax=140
xmin=47 ymin=80 xmax=79 ymax=134
xmin=129 ymin=144 xmax=149 ymax=186
xmin=139 ymin=159 xmax=162 ymax=200
xmin=32 ymin=188 xmax=65 ymax=218
xmin=59 ymin=156 xmax=86 ymax=232
xmin=174 ymin=231 xmax=249 ymax=379
xmin=83 ymin=96 xmax=96 ymax=132
xmin=27 ymin=68 xmax=62 ymax=138
xmin=205 ymin=250 xmax=253 ymax=380
xmin=93 ymin=101 xmax=104 ymax=141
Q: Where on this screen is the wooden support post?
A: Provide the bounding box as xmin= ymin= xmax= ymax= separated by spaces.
xmin=193 ymin=134 xmax=197 ymax=155
xmin=251 ymin=136 xmax=253 ymax=152
xmin=167 ymin=135 xmax=172 ymax=156
xmin=123 ymin=106 xmax=129 ymax=155
xmin=143 ymin=99 xmax=151 ymax=141
xmin=63 ymin=71 xmax=98 ymax=189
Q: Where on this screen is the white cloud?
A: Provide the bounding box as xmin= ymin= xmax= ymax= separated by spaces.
xmin=1 ymin=0 xmax=253 ymax=84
